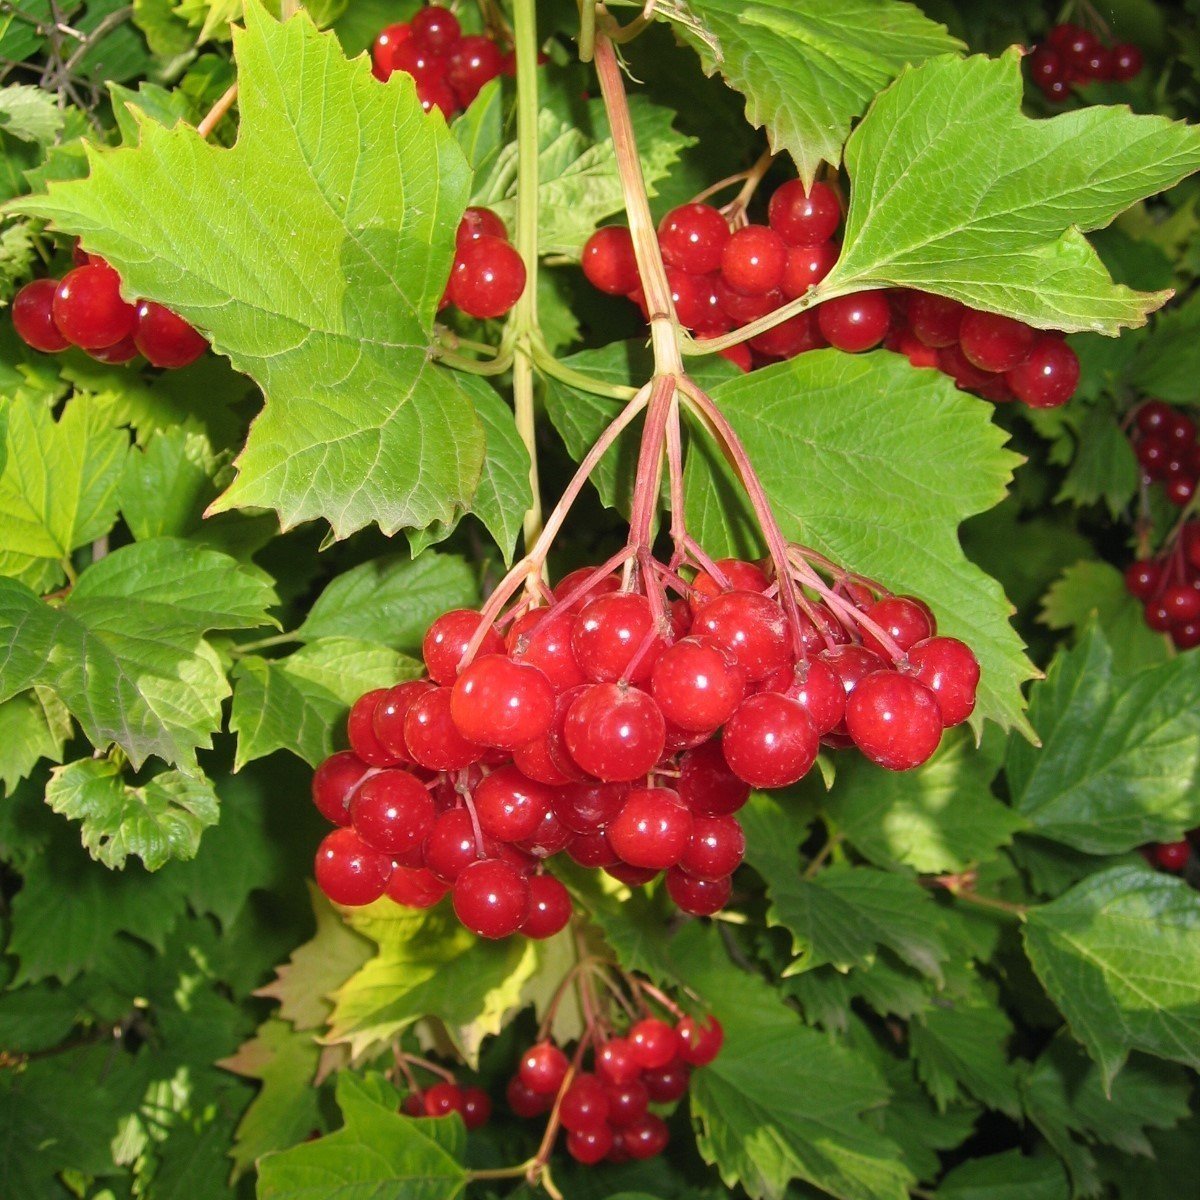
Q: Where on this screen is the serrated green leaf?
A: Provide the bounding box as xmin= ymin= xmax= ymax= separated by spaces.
xmin=257 ymin=1073 xmax=468 ymax=1200
xmin=661 ymin=0 xmax=961 ymax=187
xmin=816 ymin=52 xmax=1200 ymax=333
xmin=1055 ymin=402 xmax=1139 ymax=518
xmin=0 ymin=220 xmax=38 ymax=305
xmin=1128 ymin=291 xmax=1200 ymax=403
xmin=1007 ymin=627 xmax=1200 ymax=853
xmin=108 ymin=79 xmax=195 ymax=145
xmin=0 ymin=686 xmax=71 ymax=796
xmin=0 ymin=394 xmax=128 ymax=590
xmin=14 ymin=5 xmax=493 ymax=541
xmin=935 ymin=1151 xmax=1068 ymax=1200
xmin=683 ymin=350 xmax=1031 ymax=735
xmin=45 ymin=757 xmax=219 ymax=870
xmin=132 ymin=0 xmax=197 ymax=56
xmin=0 ymin=83 xmax=64 ymax=144
xmin=670 ymin=922 xmax=914 ymax=1200
xmin=1023 ymin=865 xmax=1200 ymax=1087
xmin=118 ymin=427 xmax=224 ymax=540
xmin=297 ymin=552 xmax=477 ymax=653
xmin=0 ymin=538 xmax=276 ymax=768
xmin=458 ymin=383 xmax=531 ymax=564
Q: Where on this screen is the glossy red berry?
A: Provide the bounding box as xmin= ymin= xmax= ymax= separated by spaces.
xmin=768 ymin=180 xmax=840 ymax=246
xmin=908 ymin=293 xmax=964 ymax=347
xmin=424 ymin=808 xmax=483 ymax=883
xmin=821 ymin=644 xmax=888 ymax=703
xmin=688 ymin=559 xmax=770 ymax=610
xmin=817 ymin=290 xmax=890 ymax=352
xmin=670 ymin=867 xmax=733 ymax=914
xmin=424 ymin=610 xmax=503 ymax=684
xmin=650 ymin=636 xmax=746 ymax=732
xmin=371 ymin=22 xmax=412 ymax=80
xmin=506 ymin=607 xmax=587 ymax=693
xmin=782 ymin=241 xmax=838 ymax=299
xmin=1029 ymin=44 xmax=1064 ymax=89
xmin=451 ymin=655 xmax=555 ymax=749
xmin=311 ymin=751 xmax=370 ymax=825
xmin=1110 ymin=43 xmax=1143 ymax=82
xmin=1124 ymin=560 xmax=1162 ymax=601
xmin=1154 ymin=839 xmax=1191 ymax=871
xmin=572 ymin=592 xmax=666 ymax=684
xmin=560 ymin=1073 xmax=610 ymax=1132
xmin=350 ymin=769 xmax=436 ymax=855
xmin=410 ymin=4 xmax=461 ymax=52
xmin=551 ymin=780 xmax=627 ymax=833
xmin=607 ymin=787 xmax=693 ymax=869
xmin=721 ymin=224 xmax=787 ymax=295
xmin=452 ymin=858 xmax=530 ymax=938
xmin=12 ymin=279 xmax=69 ymax=352
xmin=568 ymin=1125 xmax=614 ymax=1164
xmin=372 ymin=679 xmax=433 ymax=762
xmin=657 ymin=203 xmax=730 ymax=273
xmin=665 ymin=266 xmax=724 ymax=331
xmin=563 ymin=683 xmax=665 ymax=782
xmin=624 ymin=1113 xmax=670 ymax=1159
xmin=1005 ymin=336 xmax=1079 ymax=408
xmin=519 ymin=1041 xmax=570 ymax=1095
xmin=474 ymin=765 xmax=554 ymax=843
xmin=692 ymin=590 xmax=789 ymax=682
xmin=1167 ymin=476 xmax=1196 ymax=507
xmin=759 ymin=657 xmax=846 ymax=737
xmin=676 ymin=1014 xmax=724 ymax=1065
xmin=385 ymin=865 xmax=449 ymax=908
xmin=862 ymin=595 xmax=935 ymax=657
xmin=348 ymin=688 xmax=402 ymax=766
xmin=315 ymin=828 xmax=392 ymax=906
xmin=679 ymin=814 xmax=745 ymax=880
xmin=748 ymin=309 xmax=825 ymax=359
xmin=958 ymin=310 xmax=1034 ymax=373
xmin=52 ymin=264 xmax=136 ymax=349
xmin=722 ymin=693 xmax=818 ymax=788
xmin=903 ymin=636 xmax=979 ymax=727
xmin=604 ymin=1078 xmax=649 ymax=1126
xmin=446 ymin=36 xmax=503 ymax=105
xmin=521 ymin=873 xmax=572 ymax=938
xmin=133 ymin=301 xmax=206 ymax=368
xmin=677 ymin=740 xmax=750 ymax=815
xmin=846 ymin=671 xmax=943 ymax=770
xmin=447 ymin=236 xmax=526 ymax=318
xmin=582 ymin=226 xmax=640 ymax=295
xmin=1162 ymin=584 xmax=1200 ymax=625
xmin=461 ymin=1086 xmax=492 ymax=1130
xmin=516 ymin=804 xmax=572 ymax=858
xmin=405 ymin=685 xmax=485 ymax=769
xmin=642 ymin=1058 xmax=690 ymax=1102
xmin=628 ymin=1017 xmax=678 ymax=1069
xmin=424 ymin=1081 xmax=465 ymax=1117
xmin=456 ymin=206 xmax=508 ymax=247
xmin=596 ymin=1037 xmax=640 ymax=1086
xmin=506 ymin=1074 xmax=552 ymax=1117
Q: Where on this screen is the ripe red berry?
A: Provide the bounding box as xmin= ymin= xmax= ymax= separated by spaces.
xmin=628 ymin=1017 xmax=678 ymax=1069
xmin=405 ymin=685 xmax=485 ymax=769
xmin=759 ymin=657 xmax=846 ymax=736
xmin=551 ymin=780 xmax=627 ymax=833
xmin=385 ymin=865 xmax=449 ymax=908
xmin=958 ymin=310 xmax=1035 ymax=373
xmin=424 ymin=808 xmax=483 ymax=882
xmin=722 ymin=693 xmax=818 ymax=788
xmin=1124 ymin=560 xmax=1162 ymax=601
xmin=677 ymin=740 xmax=750 ymax=815
xmin=1167 ymin=476 xmax=1196 ymax=507
xmin=604 ymin=1078 xmax=649 ymax=1126
xmin=311 ymin=750 xmax=370 ymax=825
xmin=748 ymin=309 xmax=825 ymax=359
xmin=642 ymin=1058 xmax=690 ymax=1102
xmin=461 ymin=1086 xmax=492 ymax=1130
xmin=768 ymin=180 xmax=840 ymax=246
xmin=371 ymin=21 xmax=412 ymax=80
xmin=817 ymin=291 xmax=890 ymax=352
xmin=314 ymin=828 xmax=392 ymax=906
xmin=424 ymin=1081 xmax=465 ymax=1117
xmin=908 ymin=293 xmax=964 ymax=347
xmin=1029 ymin=44 xmax=1064 ymax=88
xmin=372 ymin=679 xmax=434 ymax=761
xmin=1154 ymin=839 xmax=1191 ymax=871
xmin=133 ymin=301 xmax=206 ymax=368
xmin=862 ymin=595 xmax=935 ymax=656
xmin=679 ymin=814 xmax=745 ymax=880
xmin=582 ymin=225 xmax=640 ymax=295
xmin=521 ymin=873 xmax=572 ymax=938
xmin=456 ymin=206 xmax=508 ymax=247
xmin=607 ymin=787 xmax=694 ymax=870
xmin=845 ymin=671 xmax=943 ymax=770
xmin=596 ymin=1037 xmax=640 ymax=1085
xmin=348 ymin=688 xmax=402 ymax=766
xmin=665 ymin=266 xmax=724 ymax=331
xmin=563 ymin=683 xmax=665 ymax=782
xmin=447 ymin=235 xmax=526 ymax=318
xmin=691 ymin=591 xmax=789 ymax=682
xmin=1110 ymin=42 xmax=1143 ymax=82
xmin=782 ymin=241 xmax=839 ymax=299
xmin=519 ymin=1041 xmax=570 ymax=1095
xmin=553 ymin=567 xmax=622 ymax=609
xmin=718 ymin=280 xmax=781 ymax=325
xmin=657 ymin=203 xmax=730 ymax=273
xmin=559 ymin=1073 xmax=610 ymax=1132
xmin=688 ymin=558 xmax=770 ymax=610
xmin=451 ymin=655 xmax=555 ymax=749
xmin=721 ymin=224 xmax=787 ymax=295
xmin=474 ymin=765 xmax=554 ymax=843
xmin=567 ymin=1125 xmax=614 ymax=1164
xmin=1005 ymin=336 xmax=1079 ymax=408
xmin=410 ymin=4 xmax=461 ymax=52
xmin=53 ymin=264 xmax=137 ymax=349
xmin=446 ymin=36 xmax=503 ymax=106
xmin=452 ymin=858 xmax=530 ymax=938
xmin=506 ymin=607 xmax=587 ymax=692
xmin=516 ymin=804 xmax=572 ymax=858
xmin=821 ymin=644 xmax=888 ymax=706
xmin=506 ymin=1074 xmax=552 ymax=1117
xmin=1162 ymin=584 xmax=1200 ymax=626
xmin=623 ymin=1113 xmax=670 ymax=1159
xmin=12 ymin=278 xmax=70 ymax=352
xmin=676 ymin=1014 xmax=724 ymax=1065
xmin=903 ymin=636 xmax=979 ymax=727
xmin=350 ymin=769 xmax=436 ymax=856
xmin=401 ymin=1092 xmax=424 ymax=1116
xmin=572 ymin=592 xmax=667 ymax=684
xmin=650 ymin=636 xmax=746 ymax=732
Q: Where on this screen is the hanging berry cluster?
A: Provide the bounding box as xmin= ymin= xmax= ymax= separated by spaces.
xmin=400 ymin=1075 xmax=492 ymax=1128
xmin=1124 ymin=520 xmax=1200 ymax=649
xmin=1028 ymin=22 xmax=1143 ymax=104
xmin=1127 ymin=400 xmax=1200 ymax=509
xmin=581 ymin=183 xmax=1081 ymax=410
xmin=444 ymin=206 xmax=527 ymax=320
xmin=371 ymin=3 xmax=509 ymax=114
xmin=12 ymin=248 xmax=207 ymax=368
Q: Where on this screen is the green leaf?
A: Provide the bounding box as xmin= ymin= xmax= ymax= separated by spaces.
xmin=662 ymin=0 xmax=961 ymax=187
xmin=935 ymin=1151 xmax=1068 ymax=1200
xmin=132 ymin=0 xmax=197 ymax=56
xmin=257 ymin=1073 xmax=468 ymax=1200
xmin=0 ymin=538 xmax=276 ymax=768
xmin=45 ymin=757 xmax=219 ymax=870
xmin=297 ymin=552 xmax=477 ymax=653
xmin=670 ymin=923 xmax=914 ymax=1200
xmin=1039 ymin=559 xmax=1169 ymax=675
xmin=820 ymin=728 xmax=1020 ymax=874
xmin=817 ymin=52 xmax=1200 ymax=333
xmin=118 ymin=427 xmax=224 ymax=540
xmin=1128 ymin=291 xmax=1200 ymax=403
xmin=15 ymin=5 xmax=493 ymax=541
xmin=0 ymin=394 xmax=128 ymax=590
xmin=1006 ymin=627 xmax=1200 ymax=854
xmin=108 ymin=80 xmax=196 ymax=144
xmin=0 ymin=686 xmax=71 ymax=796
xmin=1023 ymin=865 xmax=1200 ymax=1086
xmin=1055 ymin=402 xmax=1139 ymax=518
xmin=0 ymin=220 xmax=38 ymax=306
xmin=683 ymin=350 xmax=1031 ymax=734
xmin=231 ymin=638 xmax=416 ymax=768
xmin=0 ymin=83 xmax=65 ymax=144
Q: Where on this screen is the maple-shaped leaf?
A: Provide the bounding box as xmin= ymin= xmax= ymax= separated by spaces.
xmin=13 ymin=3 xmax=514 ymax=542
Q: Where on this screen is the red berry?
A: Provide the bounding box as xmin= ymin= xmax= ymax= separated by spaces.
xmin=689 ymin=559 xmax=770 ymax=611
xmin=401 ymin=1092 xmax=423 ymax=1116
xmin=563 ymin=683 xmax=665 ymax=782
xmin=1167 ymin=476 xmax=1197 ymax=507
xmin=768 ymin=180 xmax=840 ymax=246
xmin=817 ymin=291 xmax=890 ymax=352
xmin=474 ymin=765 xmax=554 ymax=843
xmin=572 ymin=592 xmax=668 ymax=684
xmin=521 ymin=873 xmax=572 ymax=938
xmin=650 ymin=636 xmax=746 ymax=733
xmin=559 ymin=1073 xmax=610 ymax=1132
xmin=667 ymin=868 xmax=732 ymax=915
xmin=908 ymin=293 xmax=964 ymax=347
xmin=568 ymin=1125 xmax=614 ymax=1164
xmin=566 ymin=828 xmax=618 ymax=868
xmin=759 ymin=656 xmax=846 ymax=736
xmin=628 ymin=1017 xmax=678 ymax=1069
xmin=1110 ymin=43 xmax=1143 ymax=82
xmin=311 ymin=750 xmax=370 ymax=825
xmin=958 ymin=310 xmax=1034 ymax=373
xmin=519 ymin=1041 xmax=570 ymax=1095
xmin=604 ymin=1078 xmax=649 ymax=1126
xmin=596 ymin=1037 xmax=640 ymax=1086
xmin=451 ymin=655 xmax=555 ymax=749
xmin=348 ymin=688 xmax=402 ymax=766
xmin=553 ymin=567 xmax=622 ymax=610
xmin=642 ymin=1058 xmax=690 ymax=1102
xmin=315 ymin=828 xmax=392 ymax=906
xmin=896 ymin=328 xmax=939 ymax=369
xmin=582 ymin=226 xmax=640 ymax=295
xmin=372 ymin=679 xmax=434 ymax=761
xmin=717 ymin=280 xmax=781 ymax=325
xmin=456 ymin=206 xmax=508 ymax=247
xmin=452 ymin=858 xmax=530 ymax=938
xmin=862 ymin=595 xmax=935 ymax=656
xmin=821 ymin=644 xmax=887 ymax=701
xmin=721 ymin=224 xmax=787 ymax=295
xmin=691 ymin=591 xmax=789 ymax=682
xmin=424 ymin=1081 xmax=465 ymax=1118
xmin=1124 ymin=560 xmax=1162 ymax=600
xmin=748 ymin=309 xmax=825 ymax=359
xmin=846 ymin=671 xmax=943 ymax=770
xmin=385 ymin=865 xmax=449 ymax=908
xmin=446 ymin=36 xmax=503 ymax=106
xmin=679 ymin=814 xmax=745 ymax=880
xmin=1005 ymin=336 xmax=1079 ymax=408
xmin=12 ymin=279 xmax=69 ymax=352
xmin=664 ymin=266 xmax=724 ymax=331
xmin=657 ymin=203 xmax=730 ymax=273
xmin=676 ymin=1014 xmax=724 ymax=1065
xmin=1154 ymin=840 xmax=1191 ymax=871
xmin=447 ymin=236 xmax=525 ymax=318
xmin=371 ymin=21 xmax=412 ymax=80
xmin=506 ymin=1074 xmax=552 ymax=1117
xmin=424 ymin=808 xmax=482 ymax=882
xmin=1172 ymin=621 xmax=1200 ymax=650
xmin=607 ymin=787 xmax=693 ymax=870
xmin=406 ymin=685 xmax=485 ymax=770
xmin=1137 ymin=435 xmax=1171 ymax=479
xmin=624 ymin=1113 xmax=669 ymax=1159
xmin=781 ymin=241 xmax=838 ymax=299
xmin=516 ymin=804 xmax=572 ymax=859
xmin=551 ymin=780 xmax=628 ymax=833
xmin=507 ymin=607 xmax=587 ymax=692
xmin=677 ymin=740 xmax=750 ymax=815
xmin=1184 ymin=525 xmax=1200 ymax=571
xmin=1029 ymin=44 xmax=1064 ymax=88
xmin=1145 ymin=600 xmax=1173 ymax=632
xmin=722 ymin=693 xmax=818 ymax=788
xmin=1162 ymin=584 xmax=1200 ymax=626
xmin=902 ymin=636 xmax=980 ymax=728
xmin=1136 ymin=400 xmax=1173 ymax=436
xmin=461 ymin=1086 xmax=492 ymax=1129
xmin=410 ymin=4 xmax=461 ymax=53
xmin=133 ymin=301 xmax=206 ymax=368
xmin=53 ymin=264 xmax=137 ymax=349
xmin=350 ymin=769 xmax=436 ymax=855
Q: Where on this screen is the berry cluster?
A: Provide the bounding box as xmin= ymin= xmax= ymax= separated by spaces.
xmin=371 ymin=4 xmax=508 ymax=114
xmin=12 ymin=247 xmax=207 ymax=368
xmin=1128 ymin=400 xmax=1200 ymax=509
xmin=443 ymin=206 xmax=526 ymax=320
xmin=581 ymin=184 xmax=1080 ymax=409
xmin=400 ymin=1078 xmax=492 ymax=1128
xmin=508 ymin=1014 xmax=722 ymax=1165
xmin=1123 ymin=520 xmax=1200 ymax=649
xmin=310 ymin=552 xmax=979 ymax=938
xmin=1028 ymin=23 xmax=1143 ymax=103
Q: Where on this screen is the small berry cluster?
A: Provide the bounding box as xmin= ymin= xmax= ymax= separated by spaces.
xmin=310 ymin=553 xmax=979 ymax=938
xmin=443 ymin=207 xmax=526 ymax=320
xmin=1128 ymin=400 xmax=1200 ymax=509
xmin=400 ymin=1078 xmax=492 ymax=1128
xmin=1028 ymin=23 xmax=1143 ymax=104
xmin=371 ymin=4 xmax=508 ymax=115
xmin=508 ymin=1014 xmax=722 ymax=1165
xmin=12 ymin=247 xmax=207 ymax=368
xmin=1123 ymin=520 xmax=1200 ymax=649
xmin=581 ymin=184 xmax=1080 ymax=409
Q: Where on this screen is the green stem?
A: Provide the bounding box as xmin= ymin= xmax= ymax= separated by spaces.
xmin=530 ymin=335 xmax=638 ymax=400
xmin=511 ymin=0 xmax=544 ymax=552
xmin=233 ymin=631 xmax=299 ymax=655
xmin=578 ymin=0 xmax=596 ymax=61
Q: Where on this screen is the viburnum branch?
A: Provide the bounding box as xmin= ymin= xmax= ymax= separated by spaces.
xmin=627 ymin=374 xmax=677 ymax=559
xmin=197 ymin=82 xmax=239 ymax=139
